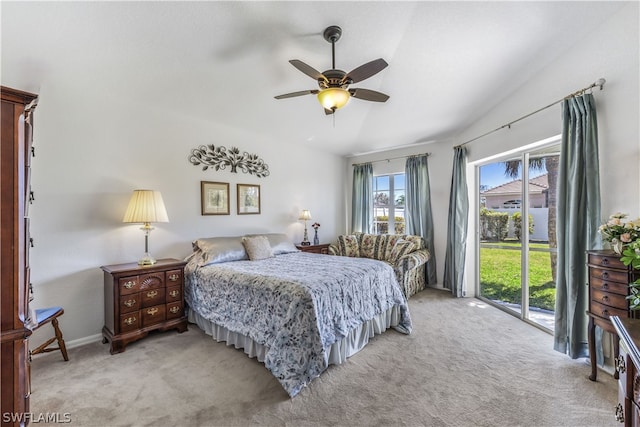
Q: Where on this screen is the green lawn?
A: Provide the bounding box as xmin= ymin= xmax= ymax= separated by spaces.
xmin=480 ymin=242 xmax=556 ymax=311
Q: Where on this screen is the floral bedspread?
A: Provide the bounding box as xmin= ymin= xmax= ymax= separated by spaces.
xmin=184 ymin=251 xmax=412 ymax=397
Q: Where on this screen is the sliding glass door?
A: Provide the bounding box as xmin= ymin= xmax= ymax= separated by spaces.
xmin=478 ymin=144 xmax=559 ymax=332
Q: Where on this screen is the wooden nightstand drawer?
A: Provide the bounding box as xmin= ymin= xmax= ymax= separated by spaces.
xmin=296 ymin=244 xmax=330 ymax=254
xmin=591 ymin=288 xmax=628 ymax=309
xmin=166 ymin=269 xmax=183 ymax=285
xmin=120 ymin=294 xmax=140 ymax=313
xmin=102 ymin=258 xmax=188 ymax=354
xmin=166 ymin=301 xmax=183 ymax=320
xmin=119 ymin=276 xmax=139 ymax=295
xmin=141 ymin=288 xmax=166 ymax=307
xmin=589 ymin=276 xmax=628 ymax=296
xmin=591 ymin=300 xmax=628 ymax=319
xmin=120 ymin=312 xmax=140 ymax=333
xmin=142 ymin=304 xmax=166 ymax=327
xmin=139 ymin=271 xmax=165 ymax=289
xmin=167 ymin=285 xmax=182 ymax=302
xmin=590 ymin=267 xmax=629 ymax=284
xmin=589 ymin=253 xmax=627 ymax=270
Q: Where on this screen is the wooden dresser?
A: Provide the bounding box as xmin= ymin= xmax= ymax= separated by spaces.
xmin=587 ymin=250 xmax=639 ymax=381
xmin=1 ymin=86 xmax=38 ymax=426
xmin=611 ymin=316 xmax=640 ymax=425
xmin=101 ymin=258 xmax=188 ymax=354
xmin=296 ymin=243 xmax=330 ymax=254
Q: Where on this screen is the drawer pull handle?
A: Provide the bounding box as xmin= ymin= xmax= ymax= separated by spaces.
xmin=124 ymin=317 xmax=136 ymax=325
xmin=124 ymin=299 xmax=136 ymax=308
xmin=123 ymin=280 xmax=136 ymax=289
xmin=602 ymin=283 xmax=609 ymax=290
xmin=146 ymin=290 xmax=158 ymax=298
xmin=602 ymin=258 xmax=609 ymax=266
xmin=169 ymin=306 xmax=180 ymax=314
xmin=602 ymin=309 xmax=609 ymax=317
xmin=168 ymin=274 xmax=179 ymax=282
xmin=602 ymin=295 xmax=609 ymax=303
xmin=169 ymin=290 xmax=179 ymax=298
xmin=147 ymin=307 xmax=159 ymax=316
xmin=602 ymin=272 xmax=609 ymax=279
xmin=615 ymin=403 xmax=624 ymax=423
xmin=616 ymin=355 xmax=626 ymax=374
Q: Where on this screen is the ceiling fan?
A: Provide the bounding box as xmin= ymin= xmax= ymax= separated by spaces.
xmin=274 ymin=25 xmax=390 ymax=115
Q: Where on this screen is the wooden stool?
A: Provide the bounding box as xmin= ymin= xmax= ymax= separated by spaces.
xmin=31 ymin=307 xmax=69 ymax=361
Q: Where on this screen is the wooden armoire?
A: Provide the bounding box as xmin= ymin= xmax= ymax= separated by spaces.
xmin=1 ymin=86 xmax=38 ymax=426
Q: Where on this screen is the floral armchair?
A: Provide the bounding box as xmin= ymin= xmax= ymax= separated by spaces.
xmin=328 ymin=233 xmax=431 ymax=298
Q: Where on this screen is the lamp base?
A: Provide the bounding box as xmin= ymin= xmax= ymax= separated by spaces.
xmin=138 ymin=253 xmax=157 ymax=266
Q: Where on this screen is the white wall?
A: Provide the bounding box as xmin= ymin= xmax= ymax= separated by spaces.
xmin=459 ymin=3 xmax=639 ymax=296
xmin=26 ymin=81 xmax=345 ymax=346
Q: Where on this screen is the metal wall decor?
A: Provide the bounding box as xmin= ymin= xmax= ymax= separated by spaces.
xmin=189 ymin=145 xmax=270 ymax=178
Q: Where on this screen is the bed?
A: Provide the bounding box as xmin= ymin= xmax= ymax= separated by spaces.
xmin=184 ymin=234 xmax=412 ymax=397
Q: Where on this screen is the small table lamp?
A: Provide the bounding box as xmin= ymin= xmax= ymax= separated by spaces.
xmin=123 ymin=190 xmax=169 ymax=265
xmin=299 ymin=209 xmax=312 ymax=246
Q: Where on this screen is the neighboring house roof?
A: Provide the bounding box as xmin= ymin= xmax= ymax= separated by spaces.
xmin=481 ymin=173 xmax=548 ymax=196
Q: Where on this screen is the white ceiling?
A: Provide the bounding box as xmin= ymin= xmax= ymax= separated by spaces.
xmin=1 ymin=1 xmax=627 ymax=156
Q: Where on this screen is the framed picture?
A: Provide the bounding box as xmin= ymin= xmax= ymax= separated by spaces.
xmin=201 ymin=181 xmax=230 ymax=215
xmin=237 ymin=184 xmax=261 ymax=215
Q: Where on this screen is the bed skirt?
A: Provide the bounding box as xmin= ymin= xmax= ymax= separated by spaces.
xmin=188 ymin=304 xmax=402 ymax=366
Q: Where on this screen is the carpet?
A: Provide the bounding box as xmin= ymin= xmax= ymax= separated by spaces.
xmin=30 ymin=288 xmax=616 ymax=426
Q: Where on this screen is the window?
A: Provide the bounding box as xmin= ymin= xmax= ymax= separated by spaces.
xmin=373 ymin=173 xmax=405 ymax=234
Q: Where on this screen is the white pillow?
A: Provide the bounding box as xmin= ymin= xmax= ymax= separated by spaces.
xmin=244 ymin=233 xmax=299 ymax=255
xmin=192 ymin=236 xmax=248 ymax=266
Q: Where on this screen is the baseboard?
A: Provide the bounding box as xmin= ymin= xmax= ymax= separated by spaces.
xmin=65 ymin=333 xmax=102 ymax=349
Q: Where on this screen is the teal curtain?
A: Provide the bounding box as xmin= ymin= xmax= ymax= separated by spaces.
xmin=443 ymin=146 xmax=469 ymax=297
xmin=351 ymin=163 xmax=373 ymax=233
xmin=405 ymin=155 xmax=437 ymax=284
xmin=554 ymin=94 xmax=601 ymax=359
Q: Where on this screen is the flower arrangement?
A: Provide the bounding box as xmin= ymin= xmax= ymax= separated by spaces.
xmin=598 ymin=212 xmax=640 ymax=254
xmin=311 ymin=222 xmax=320 ymax=230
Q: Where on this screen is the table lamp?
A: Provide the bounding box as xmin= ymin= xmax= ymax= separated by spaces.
xmin=299 ymin=209 xmax=312 ymax=246
xmin=123 ymin=190 xmax=169 ymax=265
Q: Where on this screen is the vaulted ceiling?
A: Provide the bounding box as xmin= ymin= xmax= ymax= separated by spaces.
xmin=1 ymin=1 xmax=627 ymax=156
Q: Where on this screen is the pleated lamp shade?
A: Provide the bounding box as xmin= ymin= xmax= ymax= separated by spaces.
xmin=123 ymin=190 xmax=169 ymax=224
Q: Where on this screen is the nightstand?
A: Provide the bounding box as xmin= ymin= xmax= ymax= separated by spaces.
xmin=101 ymin=258 xmax=188 ymax=354
xmin=296 ymin=243 xmax=330 ymax=254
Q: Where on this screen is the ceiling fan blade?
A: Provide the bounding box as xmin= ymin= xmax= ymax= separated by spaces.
xmin=349 ymin=88 xmax=390 ymax=102
xmin=343 ymin=58 xmax=388 ymax=84
xmin=274 ymin=90 xmax=318 ymax=100
xmin=289 ymin=60 xmax=328 ymax=83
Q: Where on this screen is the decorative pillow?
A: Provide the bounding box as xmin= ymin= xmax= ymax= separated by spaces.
xmin=389 ymin=239 xmax=417 ymax=264
xmin=404 ymin=234 xmax=425 ymax=250
xmin=338 ymin=235 xmax=360 ymax=257
xmin=192 ymin=236 xmax=248 ymax=266
xmin=244 ymin=233 xmax=299 ymax=255
xmin=242 ymin=235 xmax=274 ymax=261
xmin=360 ymin=233 xmax=387 ymax=260
xmin=384 ymin=234 xmax=405 ymax=260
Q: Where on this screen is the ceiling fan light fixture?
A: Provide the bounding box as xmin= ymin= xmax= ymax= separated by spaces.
xmin=317 ymin=88 xmax=350 ymax=111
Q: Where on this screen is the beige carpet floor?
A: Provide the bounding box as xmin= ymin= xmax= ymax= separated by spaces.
xmin=30 ymin=288 xmax=616 ymax=426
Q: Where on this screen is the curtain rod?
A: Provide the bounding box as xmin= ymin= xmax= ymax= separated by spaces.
xmin=351 ymin=152 xmax=430 ymax=167
xmin=454 ymin=78 xmax=606 ymax=149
